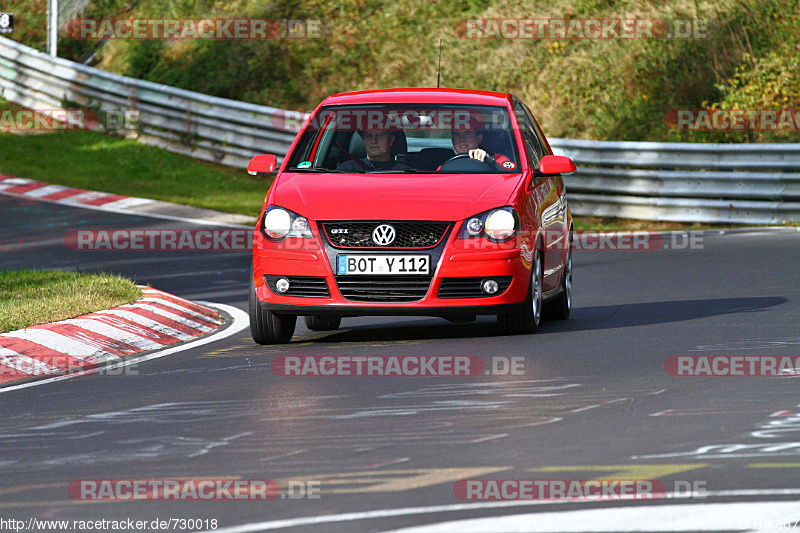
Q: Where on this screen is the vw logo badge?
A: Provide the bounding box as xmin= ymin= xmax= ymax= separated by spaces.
xmin=372 ymin=224 xmax=396 ymax=246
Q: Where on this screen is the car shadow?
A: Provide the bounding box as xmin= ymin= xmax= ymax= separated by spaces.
xmin=300 ymin=296 xmax=786 ymax=343
xmin=543 ymin=296 xmax=786 ymax=334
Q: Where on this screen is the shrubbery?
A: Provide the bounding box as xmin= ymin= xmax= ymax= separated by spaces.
xmin=6 ymin=0 xmax=798 ymax=142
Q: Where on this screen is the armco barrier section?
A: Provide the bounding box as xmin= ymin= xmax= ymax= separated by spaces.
xmin=2 ymin=36 xmax=799 ymax=224
xmin=0 ymin=35 xmax=296 ymax=168
xmin=550 ymin=139 xmax=800 ymax=224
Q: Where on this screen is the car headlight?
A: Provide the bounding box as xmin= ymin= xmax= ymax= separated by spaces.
xmin=485 ymin=209 xmax=516 ymax=241
xmin=458 ymin=207 xmax=519 ymax=243
xmin=261 ymin=206 xmax=312 ymax=241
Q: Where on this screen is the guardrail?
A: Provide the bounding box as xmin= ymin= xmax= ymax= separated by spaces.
xmin=550 ymin=139 xmax=800 ymax=224
xmin=0 ymin=35 xmax=296 ymax=168
xmin=2 ymin=35 xmax=799 ymax=224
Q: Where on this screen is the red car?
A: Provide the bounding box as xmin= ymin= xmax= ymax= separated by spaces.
xmin=248 ymin=88 xmax=575 ymax=344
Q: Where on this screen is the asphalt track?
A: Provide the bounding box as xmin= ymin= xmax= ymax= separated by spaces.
xmin=2 ymin=193 xmax=800 ymax=532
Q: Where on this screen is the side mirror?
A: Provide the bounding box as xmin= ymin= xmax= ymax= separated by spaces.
xmin=247 ymin=154 xmax=278 ymax=176
xmin=535 ymin=155 xmax=576 ymax=177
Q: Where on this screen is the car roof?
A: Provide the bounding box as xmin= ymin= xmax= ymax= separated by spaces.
xmin=320 ymin=88 xmax=514 ymax=107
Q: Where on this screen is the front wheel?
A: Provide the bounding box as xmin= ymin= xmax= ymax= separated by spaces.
xmin=249 ymin=272 xmax=296 ymax=345
xmin=497 ymin=250 xmax=542 ymax=335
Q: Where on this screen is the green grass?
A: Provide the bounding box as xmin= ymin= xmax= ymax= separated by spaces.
xmin=0 ymin=127 xmax=271 ymax=218
xmin=0 ymin=270 xmax=142 ymax=333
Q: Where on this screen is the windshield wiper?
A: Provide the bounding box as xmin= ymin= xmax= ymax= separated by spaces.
xmin=367 ymin=169 xmax=430 ymax=173
xmin=288 ymin=166 xmax=353 ymax=173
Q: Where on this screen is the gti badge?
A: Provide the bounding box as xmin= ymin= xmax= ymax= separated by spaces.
xmin=372 ymin=224 xmax=396 ymax=246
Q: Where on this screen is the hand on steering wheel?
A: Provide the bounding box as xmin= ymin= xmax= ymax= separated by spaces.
xmin=441 ymin=153 xmax=495 ymax=170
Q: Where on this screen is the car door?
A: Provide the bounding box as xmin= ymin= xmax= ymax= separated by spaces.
xmin=528 ymin=104 xmax=570 ymax=285
xmin=513 ymin=101 xmax=560 ymax=293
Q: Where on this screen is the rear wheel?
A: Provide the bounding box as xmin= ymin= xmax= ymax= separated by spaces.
xmin=497 ymin=250 xmax=542 ymax=335
xmin=249 ymin=272 xmax=296 ymax=345
xmin=544 ymin=246 xmax=572 ymax=320
xmin=305 ymin=315 xmax=341 ymax=331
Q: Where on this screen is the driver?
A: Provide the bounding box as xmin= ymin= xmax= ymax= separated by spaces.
xmin=439 ymin=117 xmax=513 ymax=171
xmin=336 ymin=127 xmax=413 ymax=172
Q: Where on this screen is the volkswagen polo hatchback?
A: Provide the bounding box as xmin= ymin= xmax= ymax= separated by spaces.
xmin=248 ymin=88 xmax=576 ymax=344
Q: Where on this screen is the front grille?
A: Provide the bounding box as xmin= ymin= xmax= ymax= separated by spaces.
xmin=322 ymin=221 xmax=450 ymax=249
xmin=438 ymin=276 xmax=513 ymax=299
xmin=335 ymin=275 xmax=432 ymax=302
xmin=264 ymin=275 xmax=330 ymax=298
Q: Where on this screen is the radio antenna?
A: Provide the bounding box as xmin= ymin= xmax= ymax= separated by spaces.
xmin=436 ymin=39 xmax=443 ymax=88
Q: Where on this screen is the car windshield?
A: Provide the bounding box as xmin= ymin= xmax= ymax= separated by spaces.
xmin=284 ymin=104 xmax=521 ymax=174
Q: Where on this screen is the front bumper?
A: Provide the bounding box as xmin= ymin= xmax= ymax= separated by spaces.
xmin=252 ymin=221 xmax=532 ymax=317
xmin=258 ymin=301 xmax=525 ymax=318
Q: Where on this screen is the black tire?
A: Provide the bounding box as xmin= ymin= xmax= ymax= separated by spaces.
xmin=497 ymin=249 xmax=543 ymax=335
xmin=544 ymin=245 xmax=572 ymax=320
xmin=304 ymin=315 xmax=341 ymax=331
xmin=249 ymin=272 xmax=296 ymax=345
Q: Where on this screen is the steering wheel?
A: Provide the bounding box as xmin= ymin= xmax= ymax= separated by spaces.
xmin=439 ymin=153 xmax=495 ymax=172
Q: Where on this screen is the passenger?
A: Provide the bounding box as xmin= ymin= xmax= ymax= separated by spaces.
xmin=337 ymin=128 xmax=412 ymax=171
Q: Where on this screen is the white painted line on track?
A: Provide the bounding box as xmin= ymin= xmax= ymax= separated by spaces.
xmin=381 ymin=501 xmax=800 ymax=532
xmin=570 ymin=404 xmax=600 ymax=413
xmin=0 ymin=187 xmax=252 ymax=228
xmin=0 ymin=303 xmax=248 ymax=394
xmin=468 ymin=434 xmax=508 ymax=443
xmin=202 ymin=491 xmax=800 ymax=532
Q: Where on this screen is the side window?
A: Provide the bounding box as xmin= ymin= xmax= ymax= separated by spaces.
xmin=524 ymin=104 xmax=551 ymax=156
xmin=513 ymin=102 xmax=542 ymax=166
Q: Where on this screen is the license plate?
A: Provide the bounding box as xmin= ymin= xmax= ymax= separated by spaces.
xmin=337 ymin=255 xmax=430 ymax=275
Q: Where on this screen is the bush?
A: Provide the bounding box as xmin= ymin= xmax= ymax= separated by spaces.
xmin=5 ymin=0 xmax=798 ymax=142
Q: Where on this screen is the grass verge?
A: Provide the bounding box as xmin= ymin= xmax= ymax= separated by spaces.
xmin=0 ymin=98 xmax=271 ymax=218
xmin=0 ymin=270 xmax=142 ymax=333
